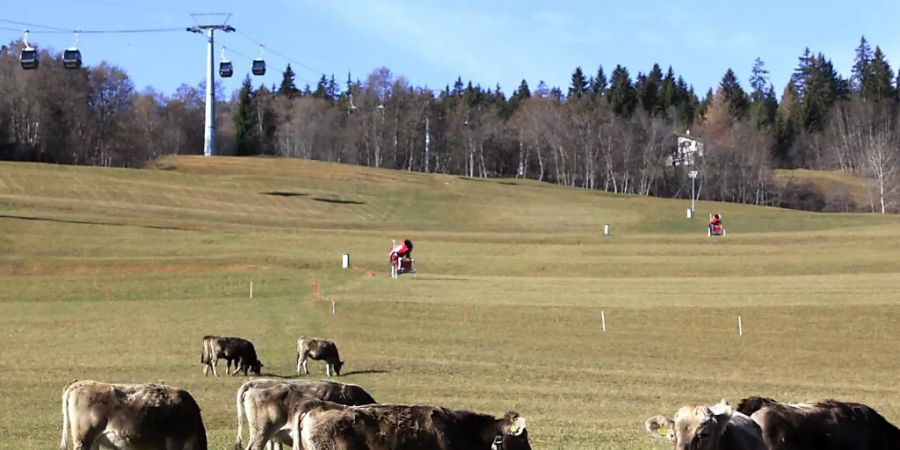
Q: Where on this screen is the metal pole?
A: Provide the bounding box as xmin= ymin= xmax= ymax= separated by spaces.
xmin=204 ymin=28 xmax=216 ymax=157
xmin=188 ymin=19 xmax=233 ymax=157
xmin=424 ymin=117 xmax=430 ymax=173
xmin=691 ymin=176 xmax=695 ymax=213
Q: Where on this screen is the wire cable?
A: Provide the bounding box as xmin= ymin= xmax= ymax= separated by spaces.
xmin=234 ymin=28 xmax=327 ymax=77
xmin=0 ymin=19 xmax=183 ymax=34
xmin=222 ymin=45 xmax=313 ymax=85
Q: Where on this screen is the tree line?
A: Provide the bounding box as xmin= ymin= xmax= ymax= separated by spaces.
xmin=1 ymin=37 xmax=898 ymax=212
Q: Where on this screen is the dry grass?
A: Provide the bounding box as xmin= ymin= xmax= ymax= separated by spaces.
xmin=0 ymin=157 xmax=898 ymax=449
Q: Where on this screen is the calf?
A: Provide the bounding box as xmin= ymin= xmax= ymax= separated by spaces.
xmin=59 ymin=380 xmax=207 ymax=450
xmin=235 ymin=379 xmax=377 ymax=450
xmin=299 ymin=404 xmax=531 ymax=450
xmin=644 ymin=400 xmax=766 ymax=450
xmin=297 ymin=337 xmax=343 ymax=377
xmin=737 ymin=396 xmax=900 ymax=450
xmin=202 ymin=335 xmax=264 ymax=377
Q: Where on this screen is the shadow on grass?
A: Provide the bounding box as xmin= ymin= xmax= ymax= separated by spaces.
xmin=340 ymin=369 xmax=390 ymax=376
xmin=458 ymin=176 xmax=518 ymax=186
xmin=312 ymin=197 xmax=366 ymax=205
xmin=264 ymin=191 xmax=308 ymax=197
xmin=0 ymin=214 xmax=197 ymax=231
xmin=258 ymin=372 xmax=301 ymax=379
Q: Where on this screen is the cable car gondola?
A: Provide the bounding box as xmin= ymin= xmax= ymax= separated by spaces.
xmin=251 ymin=45 xmax=265 ymax=76
xmin=19 ymin=30 xmax=38 ymax=70
xmin=63 ymin=32 xmax=82 ymax=69
xmin=219 ymin=47 xmax=233 ymax=78
xmin=63 ymin=48 xmax=82 ymax=69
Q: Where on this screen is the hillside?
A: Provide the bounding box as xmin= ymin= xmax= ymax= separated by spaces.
xmin=1 ymin=156 xmax=898 ymax=449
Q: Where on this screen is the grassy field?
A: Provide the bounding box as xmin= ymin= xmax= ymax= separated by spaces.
xmin=0 ymin=156 xmax=898 ymax=449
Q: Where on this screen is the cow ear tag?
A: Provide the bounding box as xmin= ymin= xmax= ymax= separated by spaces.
xmin=658 ymin=427 xmax=670 ymax=437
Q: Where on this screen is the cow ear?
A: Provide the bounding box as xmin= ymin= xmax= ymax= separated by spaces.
xmin=644 ymin=415 xmax=675 ymax=441
xmin=710 ymin=401 xmax=733 ymax=436
xmin=508 ymin=416 xmax=526 ymax=436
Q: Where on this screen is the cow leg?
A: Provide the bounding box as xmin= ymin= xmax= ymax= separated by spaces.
xmin=211 ymin=356 xmax=219 ymax=377
xmin=296 ymin=353 xmax=302 ymax=376
xmin=300 ymin=353 xmax=310 ymax=375
xmin=325 ymin=363 xmax=332 ymax=377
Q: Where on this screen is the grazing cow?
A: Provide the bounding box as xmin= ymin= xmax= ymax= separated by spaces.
xmin=644 ymin=400 xmax=766 ymax=450
xmin=736 ymin=396 xmax=900 ymax=450
xmin=299 ymin=405 xmax=531 ymax=450
xmin=59 ymin=380 xmax=207 ymax=450
xmin=202 ymin=335 xmax=264 ymax=377
xmin=235 ymin=379 xmax=377 ymax=450
xmin=297 ymin=337 xmax=343 ymax=377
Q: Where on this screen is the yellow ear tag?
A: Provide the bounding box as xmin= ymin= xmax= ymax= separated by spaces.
xmin=658 ymin=427 xmax=669 ymax=437
xmin=510 ymin=425 xmax=519 ymax=434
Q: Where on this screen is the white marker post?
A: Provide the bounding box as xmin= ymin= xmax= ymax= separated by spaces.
xmin=250 ymin=281 xmax=254 ymax=299
xmin=601 ymin=310 xmax=607 ymax=332
xmin=738 ymin=315 xmax=743 ymax=337
xmin=603 ymin=224 xmax=610 ymax=236
xmin=331 ymin=298 xmax=336 ymax=316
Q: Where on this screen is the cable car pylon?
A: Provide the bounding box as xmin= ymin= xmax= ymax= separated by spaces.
xmin=186 ymin=14 xmax=235 ymax=157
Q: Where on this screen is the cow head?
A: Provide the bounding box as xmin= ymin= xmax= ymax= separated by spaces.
xmin=333 ymin=360 xmax=344 ymax=376
xmin=249 ymin=360 xmax=264 ymax=375
xmin=494 ymin=412 xmax=531 ymax=450
xmin=645 ymin=400 xmax=733 ymax=450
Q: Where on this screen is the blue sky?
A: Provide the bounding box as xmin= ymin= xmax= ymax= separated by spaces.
xmin=3 ymin=0 xmax=900 ymax=99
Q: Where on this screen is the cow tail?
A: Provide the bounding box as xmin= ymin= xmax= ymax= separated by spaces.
xmin=234 ymin=383 xmax=245 ymax=450
xmin=59 ymin=384 xmax=71 ymax=450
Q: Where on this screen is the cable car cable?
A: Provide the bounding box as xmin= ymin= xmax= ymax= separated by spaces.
xmin=234 ymin=28 xmax=326 ymax=76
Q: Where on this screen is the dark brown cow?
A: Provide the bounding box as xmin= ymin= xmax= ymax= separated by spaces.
xmin=644 ymin=400 xmax=766 ymax=450
xmin=236 ymin=379 xmax=377 ymax=450
xmin=202 ymin=335 xmax=264 ymax=377
xmin=736 ymin=396 xmax=900 ymax=450
xmin=59 ymin=380 xmax=207 ymax=450
xmin=299 ymin=404 xmax=530 ymax=450
xmin=297 ymin=337 xmax=343 ymax=377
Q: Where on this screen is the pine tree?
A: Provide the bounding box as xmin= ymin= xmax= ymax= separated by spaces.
xmin=568 ymin=66 xmax=588 ymax=98
xmin=452 ymin=77 xmax=465 ymax=96
xmin=749 ymin=59 xmax=773 ymax=129
xmin=235 ymin=75 xmax=258 ymax=156
xmin=852 ymin=36 xmax=873 ymax=94
xmin=865 ymin=47 xmax=895 ymax=100
xmin=312 ymin=75 xmax=328 ymax=100
xmin=277 ymin=64 xmax=299 ymax=98
xmin=509 ymin=79 xmax=531 ymax=112
xmin=719 ymin=68 xmax=749 ymax=119
xmin=659 ymin=66 xmax=677 ymax=113
xmin=607 ymin=65 xmax=637 ymax=117
xmin=638 ymin=63 xmax=663 ymax=115
xmin=749 ymin=58 xmax=769 ymax=100
xmin=591 ymin=65 xmax=607 ymax=97
xmin=326 ymin=75 xmax=339 ymax=103
xmin=774 ymin=81 xmax=801 ymax=165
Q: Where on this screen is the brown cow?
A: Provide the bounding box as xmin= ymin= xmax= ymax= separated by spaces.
xmin=297 ymin=337 xmax=343 ymax=377
xmin=644 ymin=400 xmax=766 ymax=450
xmin=202 ymin=335 xmax=264 ymax=377
xmin=299 ymin=404 xmax=530 ymax=450
xmin=59 ymin=380 xmax=207 ymax=450
xmin=235 ymin=379 xmax=377 ymax=450
xmin=736 ymin=396 xmax=900 ymax=450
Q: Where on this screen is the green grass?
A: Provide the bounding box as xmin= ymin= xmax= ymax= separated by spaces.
xmin=0 ymin=156 xmax=898 ymax=449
